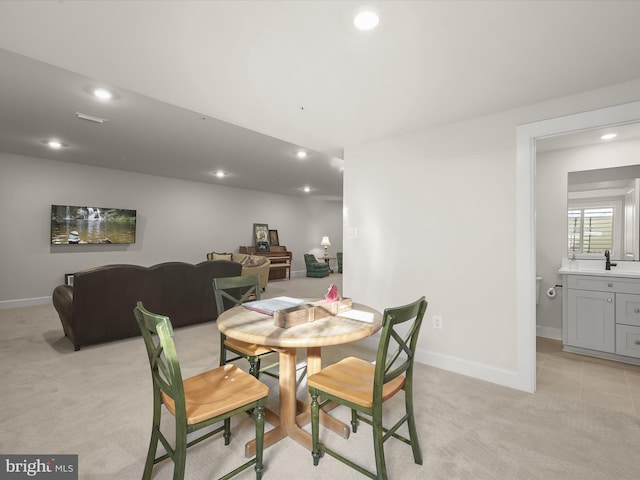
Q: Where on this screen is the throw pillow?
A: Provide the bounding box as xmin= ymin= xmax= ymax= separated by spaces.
xmin=250 ymin=256 xmax=267 ymax=267
xmin=210 ymin=252 xmax=232 ymax=261
xmin=239 ymin=255 xmax=267 ymax=267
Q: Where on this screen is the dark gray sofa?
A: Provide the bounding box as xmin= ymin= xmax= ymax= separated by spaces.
xmin=52 ymin=260 xmax=242 ymax=350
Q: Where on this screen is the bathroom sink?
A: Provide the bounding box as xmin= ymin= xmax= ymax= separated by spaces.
xmin=564 ymin=268 xmax=640 ymax=278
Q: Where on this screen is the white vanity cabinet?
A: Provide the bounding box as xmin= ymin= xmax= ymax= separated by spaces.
xmin=562 ymin=273 xmax=640 ymax=364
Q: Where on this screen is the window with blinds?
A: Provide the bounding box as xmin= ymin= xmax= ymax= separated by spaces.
xmin=568 ymin=207 xmax=614 ymax=254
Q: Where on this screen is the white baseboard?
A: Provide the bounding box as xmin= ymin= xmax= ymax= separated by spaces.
xmin=356 ymin=335 xmax=527 ymax=392
xmin=536 ymin=325 xmax=562 ymax=340
xmin=416 ymin=348 xmax=526 ymax=392
xmin=0 ymin=296 xmax=51 ymax=310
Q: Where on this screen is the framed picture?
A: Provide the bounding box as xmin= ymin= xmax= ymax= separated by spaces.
xmin=256 ymin=241 xmax=270 ymax=252
xmin=269 ymin=229 xmax=279 ymax=246
xmin=64 ymin=273 xmax=74 ymax=286
xmin=253 ymin=223 xmax=269 ymax=245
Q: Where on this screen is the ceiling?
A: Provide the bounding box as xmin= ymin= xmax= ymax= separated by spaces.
xmin=2 ymin=1 xmax=640 ymax=199
xmin=537 ymin=121 xmax=640 ymax=153
xmin=0 ymin=48 xmax=344 ymax=200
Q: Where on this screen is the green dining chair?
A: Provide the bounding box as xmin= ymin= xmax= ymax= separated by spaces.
xmin=308 ymin=296 xmax=428 ymax=480
xmin=213 ymin=274 xmax=279 ymax=379
xmin=134 ymin=302 xmax=269 ymax=480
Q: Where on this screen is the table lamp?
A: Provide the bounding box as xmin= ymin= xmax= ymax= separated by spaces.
xmin=320 ymin=235 xmax=331 ymax=258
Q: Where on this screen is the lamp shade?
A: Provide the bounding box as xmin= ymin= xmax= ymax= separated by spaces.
xmin=320 ymin=236 xmax=331 ymax=246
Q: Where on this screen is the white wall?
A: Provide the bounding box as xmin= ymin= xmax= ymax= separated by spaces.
xmin=0 ymin=152 xmax=343 ymax=306
xmin=536 ymin=138 xmax=640 ymax=339
xmin=344 ymin=78 xmax=640 ymax=391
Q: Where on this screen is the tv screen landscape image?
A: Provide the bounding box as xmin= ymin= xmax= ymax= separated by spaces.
xmin=51 ymin=205 xmax=137 ymax=245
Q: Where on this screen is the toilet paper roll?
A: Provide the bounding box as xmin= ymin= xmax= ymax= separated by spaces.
xmin=546 ymin=287 xmax=556 ymax=298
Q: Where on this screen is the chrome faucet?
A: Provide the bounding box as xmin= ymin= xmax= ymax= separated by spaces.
xmin=605 ymin=250 xmax=617 ymax=270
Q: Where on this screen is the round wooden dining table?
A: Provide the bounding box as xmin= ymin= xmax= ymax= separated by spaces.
xmin=216 ymin=301 xmax=382 ymax=456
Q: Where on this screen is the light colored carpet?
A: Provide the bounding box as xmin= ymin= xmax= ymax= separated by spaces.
xmin=1 ymin=275 xmax=639 ymax=479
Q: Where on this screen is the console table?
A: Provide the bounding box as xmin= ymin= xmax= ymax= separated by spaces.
xmin=240 ymin=245 xmax=292 ymax=280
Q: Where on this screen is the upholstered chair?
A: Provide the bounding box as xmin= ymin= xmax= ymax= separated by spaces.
xmin=303 ymin=254 xmax=330 ymax=278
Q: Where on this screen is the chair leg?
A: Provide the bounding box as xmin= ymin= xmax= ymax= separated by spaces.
xmin=248 ymin=357 xmax=257 ymax=377
xmin=220 ymin=336 xmax=227 ymax=367
xmin=143 ymin=393 xmax=162 ymax=480
xmin=142 ymin=430 xmax=158 ymax=480
xmin=351 ymin=409 xmax=358 ymax=433
xmin=254 ymin=405 xmax=265 ymax=480
xmin=310 ymin=390 xmax=321 ymax=466
xmin=254 ymin=357 xmax=262 ymax=379
xmin=372 ymin=409 xmax=388 ymax=480
xmin=224 ymin=418 xmax=231 ymax=445
xmin=173 ymin=421 xmax=188 ymax=480
xmin=405 ymin=384 xmax=423 ymax=465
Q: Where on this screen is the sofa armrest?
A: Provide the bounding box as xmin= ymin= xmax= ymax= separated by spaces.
xmin=53 ymin=284 xmax=73 ymax=321
xmin=52 ymin=284 xmax=77 ymax=347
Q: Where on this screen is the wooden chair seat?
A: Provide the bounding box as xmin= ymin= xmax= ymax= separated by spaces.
xmin=224 ymin=338 xmax=274 ymax=357
xmin=162 ymin=364 xmax=269 ymax=425
xmin=308 ymin=357 xmax=405 ymax=408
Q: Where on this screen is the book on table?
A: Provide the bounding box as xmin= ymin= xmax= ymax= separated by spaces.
xmin=242 ymin=296 xmax=307 ymax=315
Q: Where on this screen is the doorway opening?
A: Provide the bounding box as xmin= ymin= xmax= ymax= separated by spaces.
xmin=516 ymin=100 xmax=640 ymax=393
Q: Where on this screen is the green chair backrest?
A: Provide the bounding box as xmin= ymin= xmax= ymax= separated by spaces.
xmin=303 ymin=254 xmax=314 ymax=266
xmin=304 ymin=254 xmax=325 ymax=267
xmin=373 ymin=296 xmax=428 ymax=398
xmin=212 ymin=274 xmax=261 ymax=316
xmin=134 ymin=302 xmax=186 ymax=414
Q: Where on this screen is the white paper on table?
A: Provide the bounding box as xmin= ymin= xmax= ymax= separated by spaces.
xmin=338 ymin=309 xmax=375 ymax=323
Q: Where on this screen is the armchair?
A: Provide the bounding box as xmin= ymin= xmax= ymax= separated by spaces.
xmin=304 ymin=254 xmax=330 ymax=278
xmin=206 ymin=252 xmax=270 ymax=291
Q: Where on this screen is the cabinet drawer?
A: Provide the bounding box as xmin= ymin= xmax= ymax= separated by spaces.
xmin=616 ymin=324 xmax=640 ymax=359
xmin=567 ymin=275 xmax=640 ymax=294
xmin=616 ymin=293 xmax=640 ymax=326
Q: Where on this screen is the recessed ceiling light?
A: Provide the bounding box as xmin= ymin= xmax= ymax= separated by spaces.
xmin=296 ymin=151 xmax=307 ymax=159
xmin=215 ymin=170 xmax=225 ymax=178
xmin=354 ymin=10 xmax=379 ymax=30
xmin=303 ymin=186 xmax=311 ymax=193
xmin=47 ymin=140 xmax=62 ymax=149
xmin=93 ymin=88 xmax=112 ymax=100
xmin=600 ymin=133 xmax=617 ymax=140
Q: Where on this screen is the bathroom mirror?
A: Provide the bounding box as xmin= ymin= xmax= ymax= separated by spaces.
xmin=568 ymin=164 xmax=640 ymax=260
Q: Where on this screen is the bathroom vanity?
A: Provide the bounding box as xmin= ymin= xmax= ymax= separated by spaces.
xmin=559 ymin=263 xmax=640 ymax=365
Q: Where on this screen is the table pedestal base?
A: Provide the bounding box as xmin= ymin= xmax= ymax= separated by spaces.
xmin=244 ymin=347 xmax=350 ymax=457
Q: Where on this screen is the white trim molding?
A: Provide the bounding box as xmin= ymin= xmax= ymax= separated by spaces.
xmin=516 ymin=100 xmax=640 ymax=393
xmin=0 ymin=296 xmax=52 ymax=310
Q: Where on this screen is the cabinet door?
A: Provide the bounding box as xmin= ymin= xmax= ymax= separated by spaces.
xmin=616 ymin=324 xmax=640 ymax=358
xmin=566 ymin=289 xmax=615 ymax=353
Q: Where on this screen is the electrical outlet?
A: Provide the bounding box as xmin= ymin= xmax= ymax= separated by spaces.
xmin=432 ymin=315 xmax=443 ymax=329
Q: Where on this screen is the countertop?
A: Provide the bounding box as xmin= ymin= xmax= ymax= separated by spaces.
xmin=558 ymin=259 xmax=640 ymax=278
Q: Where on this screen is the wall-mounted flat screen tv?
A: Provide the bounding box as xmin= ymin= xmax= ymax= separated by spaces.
xmin=51 ymin=205 xmax=137 ymax=245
